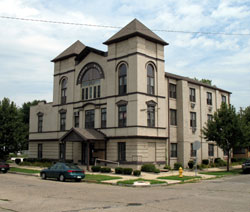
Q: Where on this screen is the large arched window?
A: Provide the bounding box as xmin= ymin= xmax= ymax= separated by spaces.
xmin=61 ymin=78 xmax=67 ymax=104
xmin=147 ymin=64 xmax=155 ymax=95
xmin=118 ymin=64 xmax=127 ymax=95
xmin=81 ymin=68 xmax=102 ymax=100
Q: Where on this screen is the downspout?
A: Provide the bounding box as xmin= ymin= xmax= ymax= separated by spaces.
xmin=200 ymin=87 xmax=203 ymax=162
xmin=167 ymin=78 xmax=170 ymax=166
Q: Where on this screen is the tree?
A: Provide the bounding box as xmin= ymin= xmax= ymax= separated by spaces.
xmin=203 ymin=103 xmax=243 ymax=171
xmin=194 ymin=78 xmax=212 ymax=86
xmin=239 ymin=106 xmax=250 ymax=148
xmin=0 ymin=98 xmax=27 ymax=159
xmin=20 ymin=100 xmax=39 ymax=124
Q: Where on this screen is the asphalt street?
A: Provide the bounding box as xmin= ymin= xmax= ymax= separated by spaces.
xmin=0 ymin=173 xmax=249 ymax=212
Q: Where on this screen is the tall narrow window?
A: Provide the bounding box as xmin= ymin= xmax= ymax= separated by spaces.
xmin=37 ymin=114 xmax=43 ymax=132
xmin=191 ymin=143 xmax=197 ymax=157
xmin=222 ymin=95 xmax=226 ymax=104
xmin=101 ymin=108 xmax=107 ymax=128
xmin=85 ymin=110 xmax=95 ymax=129
xmin=118 ymin=64 xmax=127 ymax=95
xmin=170 ymin=143 xmax=177 ymax=157
xmin=61 ymin=78 xmax=67 ymax=104
xmin=147 ymin=105 xmax=155 ymax=127
xmin=60 ymin=112 xmax=66 ymax=131
xmin=208 ymin=144 xmax=214 ymax=156
xmin=190 ymin=88 xmax=196 ymax=102
xmin=59 ymin=143 xmax=65 ymax=160
xmin=169 ymin=84 xmax=176 ymax=98
xmin=147 ymin=64 xmax=155 ymax=95
xmin=38 ymin=144 xmax=43 ymax=159
xmin=118 ymin=105 xmax=127 ymax=127
xmin=207 ymin=92 xmax=212 ymax=105
xmin=190 ymin=112 xmax=197 ymax=127
xmin=74 ymin=112 xmax=79 ymax=128
xmin=207 ymin=114 xmax=213 ymax=122
xmin=118 ymin=142 xmax=126 ymax=161
xmin=170 ymin=109 xmax=177 ymax=126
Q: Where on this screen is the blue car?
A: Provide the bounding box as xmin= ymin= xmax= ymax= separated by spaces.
xmin=40 ymin=162 xmax=85 ymax=182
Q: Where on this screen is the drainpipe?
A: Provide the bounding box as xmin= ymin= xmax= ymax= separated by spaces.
xmin=167 ymin=78 xmax=170 ymax=166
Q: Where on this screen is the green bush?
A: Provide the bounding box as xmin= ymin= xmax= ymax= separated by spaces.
xmin=20 ymin=161 xmax=52 ymax=167
xmin=164 ymin=165 xmax=171 ymax=170
xmin=214 ymin=158 xmax=226 ymax=167
xmin=202 ymin=159 xmax=209 ymax=165
xmin=154 ymin=168 xmax=160 ymax=173
xmin=91 ymin=166 xmax=101 ymax=172
xmin=214 ymin=158 xmax=221 ymax=163
xmin=141 ymin=164 xmax=156 ymax=172
xmin=188 ymin=160 xmax=194 ymax=169
xmin=133 ymin=170 xmax=141 ymax=176
xmin=200 ymin=164 xmax=208 ymax=169
xmin=100 ymin=167 xmax=111 ymax=173
xmin=115 ymin=167 xmax=123 ymax=174
xmin=174 ymin=162 xmax=182 ymax=170
xmin=123 ymin=168 xmax=133 ymax=175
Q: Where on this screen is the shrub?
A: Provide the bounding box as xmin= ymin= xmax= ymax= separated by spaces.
xmin=91 ymin=166 xmax=101 ymax=172
xmin=154 ymin=168 xmax=160 ymax=173
xmin=141 ymin=164 xmax=156 ymax=172
xmin=23 ymin=158 xmax=27 ymax=162
xmin=164 ymin=165 xmax=171 ymax=170
xmin=15 ymin=158 xmax=21 ymax=164
xmin=100 ymin=167 xmax=111 ymax=173
xmin=202 ymin=159 xmax=209 ymax=165
xmin=133 ymin=170 xmax=141 ymax=176
xmin=214 ymin=158 xmax=226 ymax=167
xmin=123 ymin=168 xmax=133 ymax=175
xmin=200 ymin=164 xmax=207 ymax=169
xmin=115 ymin=167 xmax=123 ymax=174
xmin=214 ymin=158 xmax=221 ymax=164
xmin=188 ymin=160 xmax=194 ymax=169
xmin=174 ymin=162 xmax=182 ymax=170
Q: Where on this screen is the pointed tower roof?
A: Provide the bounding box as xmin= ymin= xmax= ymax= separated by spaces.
xmin=103 ymin=19 xmax=168 ymax=46
xmin=51 ymin=40 xmax=86 ymax=62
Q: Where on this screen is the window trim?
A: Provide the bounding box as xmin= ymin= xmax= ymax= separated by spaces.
xmin=169 ymin=83 xmax=177 ymax=99
xmin=118 ymin=142 xmax=126 ymax=162
xmin=189 ymin=88 xmax=196 ymax=102
xmin=85 ymin=109 xmax=95 ymax=129
xmin=147 ymin=105 xmax=155 ymax=127
xmin=208 ymin=144 xmax=214 ymax=157
xmin=191 ymin=143 xmax=197 ymax=157
xmin=207 ymin=92 xmax=212 ymax=105
xmin=101 ymin=108 xmax=107 ymax=128
xmin=170 ymin=109 xmax=177 ymax=126
xmin=61 ymin=78 xmax=67 ymax=105
xmin=190 ymin=112 xmax=197 ymax=127
xmin=118 ymin=105 xmax=127 ymax=127
xmin=60 ymin=112 xmax=66 ymax=131
xmin=147 ymin=64 xmax=155 ymax=95
xmin=118 ymin=63 xmax=127 ymax=95
xmin=170 ymin=143 xmax=177 ymax=158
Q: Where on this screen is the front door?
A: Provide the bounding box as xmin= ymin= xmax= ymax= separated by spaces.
xmin=81 ymin=142 xmax=95 ymax=165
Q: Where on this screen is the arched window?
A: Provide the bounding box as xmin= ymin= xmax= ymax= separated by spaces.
xmin=118 ymin=64 xmax=127 ymax=95
xmin=147 ymin=64 xmax=155 ymax=95
xmin=61 ymin=78 xmax=67 ymax=104
xmin=81 ymin=68 xmax=102 ymax=100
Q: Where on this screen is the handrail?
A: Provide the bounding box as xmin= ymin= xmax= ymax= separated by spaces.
xmin=95 ymin=158 xmax=119 ymax=167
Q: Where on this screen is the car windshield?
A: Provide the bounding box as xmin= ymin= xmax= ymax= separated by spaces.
xmin=65 ymin=164 xmax=80 ymax=169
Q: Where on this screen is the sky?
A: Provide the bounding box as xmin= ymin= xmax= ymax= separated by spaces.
xmin=0 ymin=0 xmax=249 ymax=110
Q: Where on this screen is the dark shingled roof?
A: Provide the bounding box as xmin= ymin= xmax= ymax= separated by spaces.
xmin=165 ymin=72 xmax=231 ymax=94
xmin=103 ymin=18 xmax=168 ymax=46
xmin=51 ymin=40 xmax=86 ymax=62
xmin=60 ymin=127 xmax=106 ymax=142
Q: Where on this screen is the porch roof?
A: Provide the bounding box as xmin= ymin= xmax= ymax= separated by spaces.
xmin=60 ymin=128 xmax=106 ymax=142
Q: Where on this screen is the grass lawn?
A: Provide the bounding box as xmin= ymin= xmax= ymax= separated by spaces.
xmin=158 ymin=175 xmax=201 ymax=181
xmin=10 ymin=167 xmax=40 ymax=174
xmin=199 ymin=169 xmax=242 ymax=176
xmin=84 ymin=174 xmax=122 ymax=182
xmin=117 ymin=178 xmax=166 ymax=185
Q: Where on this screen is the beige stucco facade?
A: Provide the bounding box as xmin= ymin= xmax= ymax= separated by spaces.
xmin=29 ymin=19 xmax=231 ymax=168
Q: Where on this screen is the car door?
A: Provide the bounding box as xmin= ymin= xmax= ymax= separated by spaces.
xmin=54 ymin=164 xmax=65 ymax=179
xmin=48 ymin=164 xmax=58 ymax=178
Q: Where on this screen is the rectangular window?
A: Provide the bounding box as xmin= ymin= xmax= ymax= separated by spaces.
xmin=208 ymin=144 xmax=214 ymax=156
xmin=38 ymin=144 xmax=43 ymax=159
xmin=38 ymin=115 xmax=43 ymax=132
xmin=190 ymin=112 xmax=197 ymax=127
xmin=101 ymin=108 xmax=107 ymax=128
xmin=60 ymin=112 xmax=66 ymax=131
xmin=119 ymin=76 xmax=127 ymax=95
xmin=207 ymin=114 xmax=213 ymax=121
xmin=170 ymin=109 xmax=177 ymax=126
xmin=118 ymin=105 xmax=127 ymax=127
xmin=97 ymin=85 xmax=101 ymax=98
xmin=147 ymin=105 xmax=155 ymax=127
xmin=171 ymin=143 xmax=177 ymax=158
xmin=191 ymin=143 xmax=197 ymax=157
xmin=89 ymin=87 xmax=92 ymax=99
xmin=169 ymin=84 xmax=176 ymax=99
xmin=118 ymin=142 xmax=126 ymax=161
xmin=94 ymin=86 xmax=97 ymax=99
xmin=59 ymin=143 xmax=65 ymax=160
xmin=74 ymin=112 xmax=79 ymax=128
xmin=85 ymin=110 xmax=95 ymax=129
xmin=147 ymin=77 xmax=155 ymax=95
xmin=82 ymin=88 xmax=85 ymax=100
xmin=190 ymin=88 xmax=196 ymax=102
xmin=222 ymin=95 xmax=226 ymax=104
xmin=207 ymin=92 xmax=212 ymax=105
xmin=85 ymin=88 xmax=88 ymax=100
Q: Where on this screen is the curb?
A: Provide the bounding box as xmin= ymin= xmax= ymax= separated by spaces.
xmin=9 ymin=171 xmax=39 ymax=177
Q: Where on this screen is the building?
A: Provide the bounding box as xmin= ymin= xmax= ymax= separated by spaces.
xmin=28 ymin=19 xmax=231 ymax=169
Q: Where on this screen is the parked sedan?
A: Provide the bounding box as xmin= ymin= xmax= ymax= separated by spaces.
xmin=242 ymin=159 xmax=250 ymax=173
xmin=0 ymin=161 xmax=10 ymax=173
xmin=40 ymin=162 xmax=85 ymax=182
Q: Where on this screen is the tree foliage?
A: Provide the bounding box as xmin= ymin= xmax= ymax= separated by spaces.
xmin=194 ymin=78 xmax=212 ymax=86
xmin=203 ymin=103 xmax=243 ymax=171
xmin=239 ymin=106 xmax=250 ymax=147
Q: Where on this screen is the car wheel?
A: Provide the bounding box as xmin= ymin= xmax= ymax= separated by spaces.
xmin=41 ymin=172 xmax=46 ymax=180
xmin=59 ymin=174 xmax=65 ymax=182
xmin=2 ymin=170 xmax=7 ymax=174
